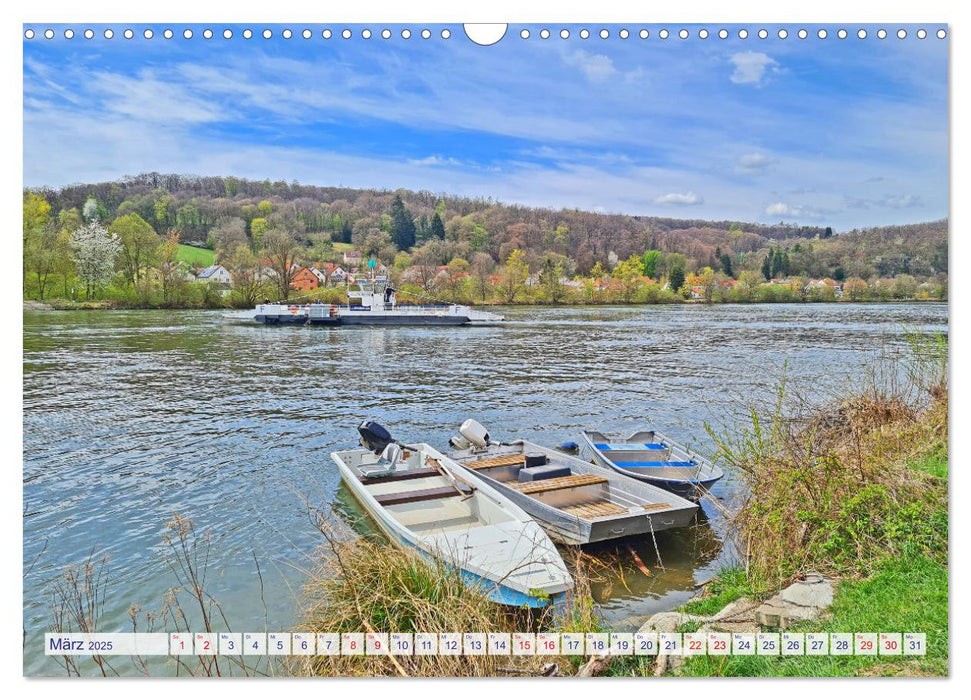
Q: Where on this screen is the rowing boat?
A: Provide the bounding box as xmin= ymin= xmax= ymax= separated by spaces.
xmin=331 ymin=421 xmax=573 ymax=607
xmin=580 ymin=428 xmax=723 ymax=499
xmin=444 ymin=421 xmax=697 ymax=545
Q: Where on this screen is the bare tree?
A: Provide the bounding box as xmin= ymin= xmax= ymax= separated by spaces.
xmin=261 ymin=229 xmax=303 ymax=300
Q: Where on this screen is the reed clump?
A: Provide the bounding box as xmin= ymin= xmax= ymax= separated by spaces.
xmin=707 ymin=330 xmax=948 ymax=590
xmin=294 ymin=513 xmax=566 ymax=676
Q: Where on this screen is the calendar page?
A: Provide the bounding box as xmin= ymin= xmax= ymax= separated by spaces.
xmin=19 ymin=2 xmax=950 ymax=684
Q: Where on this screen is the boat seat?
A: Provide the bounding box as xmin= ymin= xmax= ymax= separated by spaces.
xmin=561 ymin=500 xmax=627 ymax=519
xmin=594 ymin=443 xmax=666 ymax=451
xmin=462 ymin=454 xmax=525 ymax=469
xmin=508 ymin=473 xmax=607 ymax=495
xmin=358 ymin=467 xmax=441 ymax=484
xmin=374 ymin=485 xmax=465 ymax=506
xmin=615 ymin=460 xmax=697 ymax=468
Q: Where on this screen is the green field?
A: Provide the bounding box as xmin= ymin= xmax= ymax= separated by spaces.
xmin=176 ymin=244 xmax=215 ymax=267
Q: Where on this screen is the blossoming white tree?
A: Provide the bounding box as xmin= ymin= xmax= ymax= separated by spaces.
xmin=70 ymin=222 xmax=120 ymax=298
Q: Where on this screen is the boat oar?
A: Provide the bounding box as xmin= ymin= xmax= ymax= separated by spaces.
xmin=425 ymin=456 xmax=476 ymax=501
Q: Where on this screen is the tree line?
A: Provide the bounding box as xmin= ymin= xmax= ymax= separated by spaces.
xmin=22 ymin=174 xmax=948 ymax=308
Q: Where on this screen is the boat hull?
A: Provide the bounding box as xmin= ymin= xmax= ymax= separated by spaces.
xmin=254 ymin=313 xmax=309 ymax=324
xmin=338 ymin=314 xmax=469 ymax=326
xmin=332 ymin=444 xmax=572 ymax=607
xmin=581 ymin=430 xmax=724 ymax=500
xmin=587 ymin=452 xmax=720 ymax=498
xmin=447 ymin=441 xmax=698 ymax=545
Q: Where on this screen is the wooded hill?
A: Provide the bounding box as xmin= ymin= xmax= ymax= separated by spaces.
xmin=28 ymin=173 xmax=948 ymax=281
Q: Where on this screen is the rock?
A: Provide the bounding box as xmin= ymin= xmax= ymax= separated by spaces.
xmin=781 ymin=572 xmax=834 ymax=609
xmin=707 ymin=596 xmax=762 ymax=633
xmin=639 ymin=611 xmax=705 ymax=633
xmin=576 ymin=655 xmax=611 ymax=677
xmin=23 ymin=300 xmax=53 ymax=311
xmin=666 ymin=654 xmax=685 ymax=674
xmin=754 ymin=572 xmax=834 ymax=628
xmin=712 ymin=596 xmax=759 ymax=621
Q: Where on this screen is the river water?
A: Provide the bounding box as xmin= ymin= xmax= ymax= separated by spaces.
xmin=22 ymin=303 xmax=947 ymax=675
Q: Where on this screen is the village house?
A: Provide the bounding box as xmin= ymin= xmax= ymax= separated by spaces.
xmin=329 ymin=266 xmax=349 ymax=285
xmin=809 ymin=278 xmax=844 ymax=296
xmin=309 ymin=267 xmax=328 ymax=286
xmin=343 ymin=250 xmax=363 ymax=266
xmin=290 ymin=266 xmax=321 ymax=292
xmin=196 ymin=264 xmax=232 ymax=289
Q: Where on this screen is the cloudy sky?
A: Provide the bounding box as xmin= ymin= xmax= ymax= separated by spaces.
xmin=23 ymin=23 xmax=948 ymax=230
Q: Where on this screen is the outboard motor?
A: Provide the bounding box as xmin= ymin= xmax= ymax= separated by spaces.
xmin=358 ymin=419 xmax=394 ymax=455
xmin=449 ymin=435 xmax=472 ymax=450
xmin=459 ymin=419 xmax=491 ymax=448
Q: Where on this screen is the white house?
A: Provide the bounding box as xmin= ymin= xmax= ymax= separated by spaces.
xmin=196 ymin=264 xmax=233 ymax=287
xmin=329 ymin=266 xmax=348 ymax=284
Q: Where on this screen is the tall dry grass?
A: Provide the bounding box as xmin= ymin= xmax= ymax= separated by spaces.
xmin=291 ymin=510 xmax=581 ymax=677
xmin=706 ymin=330 xmax=948 ymax=589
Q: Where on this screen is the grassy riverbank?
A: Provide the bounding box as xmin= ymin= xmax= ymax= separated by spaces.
xmin=671 ymin=331 xmax=949 ymax=677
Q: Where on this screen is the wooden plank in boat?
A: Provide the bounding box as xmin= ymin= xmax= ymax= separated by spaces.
xmin=463 ymin=454 xmax=525 ymax=469
xmin=374 ymin=485 xmax=466 ymax=506
xmin=508 ymin=473 xmax=607 ymax=495
xmin=358 ymin=467 xmax=441 ymax=484
xmin=642 ymin=502 xmax=672 ymax=512
xmin=561 ymin=500 xmax=627 ymax=518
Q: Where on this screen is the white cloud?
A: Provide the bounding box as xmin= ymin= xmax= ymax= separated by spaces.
xmin=764 ymin=202 xmax=827 ymax=220
xmin=736 ymin=152 xmax=772 ymax=174
xmin=93 ymin=70 xmax=225 ymax=125
xmin=765 ymin=202 xmax=793 ymax=216
xmin=654 ymin=191 xmax=703 ymax=206
xmin=843 ymin=193 xmax=923 ymax=210
xmin=406 ymin=155 xmax=462 ymax=167
xmin=730 ymin=52 xmax=780 ymax=86
xmin=882 ymin=194 xmax=922 ymax=209
xmin=563 ymin=50 xmax=618 ymax=83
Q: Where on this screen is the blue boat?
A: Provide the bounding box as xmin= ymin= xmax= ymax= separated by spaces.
xmin=580 ymin=429 xmax=723 ymax=500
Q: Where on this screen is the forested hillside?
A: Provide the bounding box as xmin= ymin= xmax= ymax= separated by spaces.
xmin=23 ymin=173 xmax=948 ymax=307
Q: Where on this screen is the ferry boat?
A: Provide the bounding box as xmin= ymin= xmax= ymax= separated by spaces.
xmin=245 ymin=276 xmax=503 ymax=326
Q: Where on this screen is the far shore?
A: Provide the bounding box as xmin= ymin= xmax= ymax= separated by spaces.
xmin=24 ymin=298 xmax=948 ymax=313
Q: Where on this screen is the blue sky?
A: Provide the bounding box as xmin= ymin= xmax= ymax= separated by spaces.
xmin=23 ymin=24 xmax=948 ymax=230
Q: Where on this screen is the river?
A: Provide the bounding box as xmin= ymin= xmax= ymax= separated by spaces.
xmin=22 ymin=302 xmax=947 ymax=675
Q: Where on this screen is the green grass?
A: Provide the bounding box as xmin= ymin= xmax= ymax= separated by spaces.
xmin=176 ymin=244 xmax=215 ymax=267
xmin=332 ymin=242 xmax=354 ymax=253
xmin=681 ymin=567 xmax=756 ymax=616
xmin=677 ymin=551 xmax=947 ymax=677
xmin=910 ymin=449 xmax=948 ymax=479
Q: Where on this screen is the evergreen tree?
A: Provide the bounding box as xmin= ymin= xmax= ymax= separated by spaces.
xmin=719 ymin=252 xmax=734 ymax=277
xmin=668 ymin=261 xmax=686 ymax=292
xmin=824 ymin=226 xmax=834 ymax=239
xmin=761 ymin=251 xmax=773 ymax=280
xmin=415 ymin=214 xmax=430 ymax=242
xmin=770 ymin=247 xmax=788 ymax=278
xmin=429 ymin=212 xmax=446 ymax=240
xmin=389 ymin=195 xmax=416 ymax=249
